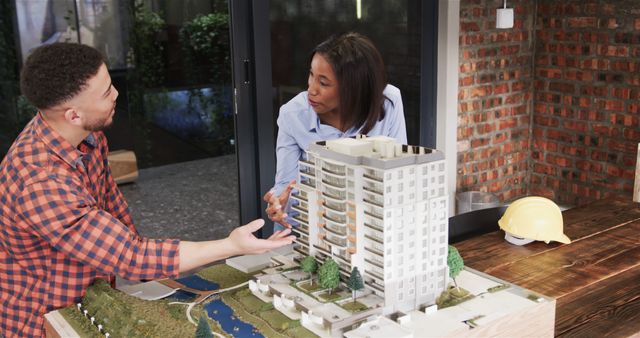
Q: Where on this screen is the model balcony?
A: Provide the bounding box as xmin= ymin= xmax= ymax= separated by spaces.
xmin=321 ymin=190 xmax=345 ymax=202
xmin=298 ymin=158 xmax=315 ymax=167
xmin=364 ymin=233 xmax=384 ymax=245
xmin=294 ymin=246 xmax=309 ymax=256
xmin=321 ymin=162 xmax=346 ymax=176
xmin=364 ymin=257 xmax=384 ymax=269
xmin=364 ymin=210 xmax=383 ymax=220
xmin=323 ymin=212 xmax=346 ymax=225
xmin=323 ymin=200 xmax=346 ymax=213
xmin=291 ymin=191 xmax=308 ymax=203
xmin=324 ymin=224 xmax=347 ymax=237
xmin=321 ymin=177 xmax=346 ymax=189
xmin=362 ymin=172 xmax=383 ymax=183
xmin=364 ymin=246 xmax=384 ymax=257
xmin=300 ymin=170 xmax=316 ymax=179
xmin=363 ymin=185 xmax=383 ymax=196
xmin=365 ymin=269 xmax=384 ymax=281
xmin=324 ymin=234 xmax=347 ymax=248
xmin=300 ymin=178 xmax=316 ymax=189
xmin=292 ymin=204 xmax=308 ymax=214
xmin=363 ymin=197 xmax=384 ymax=209
xmin=292 ymin=214 xmax=309 ymax=226
xmin=313 ymin=244 xmax=332 ymax=256
xmin=364 ymin=222 xmax=384 ymax=233
xmin=366 ymin=281 xmax=385 ymax=293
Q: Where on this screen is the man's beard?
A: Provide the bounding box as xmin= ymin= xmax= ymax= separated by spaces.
xmin=83 ymin=114 xmax=113 ymax=132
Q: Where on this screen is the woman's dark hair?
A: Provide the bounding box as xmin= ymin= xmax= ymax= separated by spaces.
xmin=20 ymin=43 xmax=105 ymax=110
xmin=312 ymin=32 xmax=387 ymax=134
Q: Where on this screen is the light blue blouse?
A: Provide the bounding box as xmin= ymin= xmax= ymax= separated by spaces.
xmin=272 ymin=84 xmax=408 ymax=196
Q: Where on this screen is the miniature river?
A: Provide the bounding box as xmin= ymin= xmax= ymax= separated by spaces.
xmin=171 ymin=275 xmax=264 ymax=338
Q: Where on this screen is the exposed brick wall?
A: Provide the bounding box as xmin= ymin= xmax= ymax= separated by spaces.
xmin=457 ymin=0 xmax=640 ymax=207
xmin=457 ymin=0 xmax=536 ymax=203
xmin=531 ymin=0 xmax=640 ymax=206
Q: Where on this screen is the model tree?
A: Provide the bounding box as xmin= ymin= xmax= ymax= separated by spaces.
xmin=318 ymin=258 xmax=340 ymax=295
xmin=447 ymin=245 xmax=464 ymax=290
xmin=195 ymin=315 xmax=213 ymax=338
xmin=300 ymin=256 xmax=318 ymax=286
xmin=347 ymin=267 xmax=364 ymax=303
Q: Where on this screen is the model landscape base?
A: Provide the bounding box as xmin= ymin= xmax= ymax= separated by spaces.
xmin=49 ymin=249 xmax=554 ymax=337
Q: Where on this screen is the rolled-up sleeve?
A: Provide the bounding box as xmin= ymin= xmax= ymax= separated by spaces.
xmin=15 ymin=180 xmax=180 ymax=280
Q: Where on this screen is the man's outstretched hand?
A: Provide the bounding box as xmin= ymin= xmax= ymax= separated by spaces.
xmin=226 ymin=219 xmax=296 ymax=256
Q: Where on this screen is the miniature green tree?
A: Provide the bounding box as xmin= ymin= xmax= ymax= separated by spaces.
xmin=300 ymin=256 xmax=318 ymax=285
xmin=447 ymin=245 xmax=464 ymax=290
xmin=318 ymin=258 xmax=340 ymax=295
xmin=195 ymin=316 xmax=213 ymax=338
xmin=347 ymin=267 xmax=364 ymax=303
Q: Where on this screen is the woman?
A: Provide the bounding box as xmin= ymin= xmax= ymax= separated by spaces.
xmin=264 ymin=32 xmax=407 ymax=228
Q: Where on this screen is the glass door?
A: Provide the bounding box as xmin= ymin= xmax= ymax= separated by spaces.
xmin=229 ymin=0 xmax=438 ymax=235
xmin=268 ymin=0 xmax=437 ymax=145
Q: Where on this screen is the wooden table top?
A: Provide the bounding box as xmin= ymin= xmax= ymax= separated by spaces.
xmin=455 ymin=198 xmax=640 ymax=338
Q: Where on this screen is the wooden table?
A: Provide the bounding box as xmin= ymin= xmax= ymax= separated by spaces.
xmin=455 ymin=198 xmax=640 ymax=338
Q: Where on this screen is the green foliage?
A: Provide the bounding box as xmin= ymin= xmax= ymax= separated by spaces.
xmin=128 ymin=0 xmax=165 ymax=89
xmin=318 ymin=258 xmax=340 ymax=294
xmin=179 ymin=13 xmax=231 ymax=85
xmin=300 ymin=256 xmax=318 ymax=284
xmin=447 ymin=245 xmax=464 ymax=280
xmin=195 ymin=316 xmax=213 ymax=338
xmin=347 ymin=267 xmax=364 ymax=302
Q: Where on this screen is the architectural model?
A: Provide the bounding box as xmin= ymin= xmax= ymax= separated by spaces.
xmin=53 ymin=136 xmax=554 ymax=338
xmin=290 ymin=135 xmax=449 ymax=313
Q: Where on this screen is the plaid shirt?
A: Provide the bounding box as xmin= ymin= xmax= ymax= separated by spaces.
xmin=0 ymin=113 xmax=180 ymax=337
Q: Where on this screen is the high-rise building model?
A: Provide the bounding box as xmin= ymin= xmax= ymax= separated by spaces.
xmin=290 ymin=135 xmax=449 ymax=313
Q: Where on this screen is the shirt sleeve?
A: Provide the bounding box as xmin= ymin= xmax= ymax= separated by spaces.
xmin=97 ymin=133 xmax=135 ymax=231
xmin=387 ymin=89 xmax=408 ymax=144
xmin=15 ymin=179 xmax=180 ymax=280
xmin=273 ymin=111 xmax=303 ymax=196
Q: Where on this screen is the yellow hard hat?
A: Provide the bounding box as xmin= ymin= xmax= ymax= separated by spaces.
xmin=498 ymin=196 xmax=571 ymax=245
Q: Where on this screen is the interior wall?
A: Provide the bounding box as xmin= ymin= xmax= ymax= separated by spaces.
xmin=457 ymin=0 xmax=536 ymax=203
xmin=531 ymin=0 xmax=640 ymax=205
xmin=457 ymin=0 xmax=640 ymax=206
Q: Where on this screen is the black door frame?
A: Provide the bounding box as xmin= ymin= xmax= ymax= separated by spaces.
xmin=230 ymin=0 xmax=438 ymax=237
xmin=229 ymin=0 xmax=276 ymax=237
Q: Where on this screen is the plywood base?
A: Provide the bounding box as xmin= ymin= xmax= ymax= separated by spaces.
xmin=44 ymin=311 xmax=80 ymax=338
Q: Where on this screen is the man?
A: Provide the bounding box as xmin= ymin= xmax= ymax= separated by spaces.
xmin=0 ymin=43 xmax=295 ymax=336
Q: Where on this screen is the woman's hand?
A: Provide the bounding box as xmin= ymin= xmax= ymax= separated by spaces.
xmin=263 ymin=180 xmax=296 ymax=228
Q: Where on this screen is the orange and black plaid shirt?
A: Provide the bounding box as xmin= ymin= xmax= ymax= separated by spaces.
xmin=0 ymin=113 xmax=180 ymax=337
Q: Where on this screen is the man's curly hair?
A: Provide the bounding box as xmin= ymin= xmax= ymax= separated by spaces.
xmin=20 ymin=43 xmax=105 ymax=110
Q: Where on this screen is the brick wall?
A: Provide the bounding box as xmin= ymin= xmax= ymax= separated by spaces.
xmin=458 ymin=0 xmax=640 ymax=207
xmin=457 ymin=0 xmax=536 ymax=202
xmin=531 ymin=0 xmax=640 ymax=205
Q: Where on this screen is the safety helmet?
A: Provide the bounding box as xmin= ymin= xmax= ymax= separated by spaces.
xmin=498 ymin=196 xmax=571 ymax=245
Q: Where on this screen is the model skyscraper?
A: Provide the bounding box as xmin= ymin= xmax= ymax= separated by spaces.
xmin=290 ymin=135 xmax=449 ymax=313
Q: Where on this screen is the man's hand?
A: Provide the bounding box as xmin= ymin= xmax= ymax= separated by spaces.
xmin=226 ymin=219 xmax=295 ymax=256
xmin=178 ymin=219 xmax=295 ymax=273
xmin=263 ymin=180 xmax=296 ymax=228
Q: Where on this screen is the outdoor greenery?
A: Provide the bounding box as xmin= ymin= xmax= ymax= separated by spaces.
xmin=447 ymin=245 xmax=464 ymax=289
xmin=59 ymin=279 xmax=208 ymax=337
xmin=347 ymin=267 xmax=364 ymax=303
xmin=341 ymin=301 xmax=369 ymax=313
xmin=223 ymin=289 xmax=317 ymax=338
xmin=318 ymin=258 xmax=340 ymax=295
xmin=436 ymin=285 xmax=473 ymax=309
xmin=196 ymin=315 xmax=214 ymax=338
xmin=300 ymin=256 xmax=318 ymax=285
xmin=179 ymin=12 xmax=231 ymax=85
xmin=128 ymin=0 xmax=165 ymax=89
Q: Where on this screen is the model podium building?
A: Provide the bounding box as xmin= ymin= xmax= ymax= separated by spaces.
xmin=290 ymin=135 xmax=448 ymax=314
